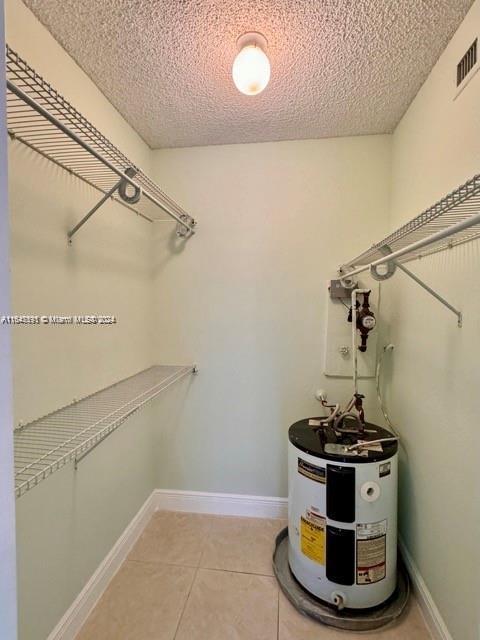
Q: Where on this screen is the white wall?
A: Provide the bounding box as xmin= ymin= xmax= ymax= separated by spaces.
xmin=0 ymin=1 xmax=18 ymax=637
xmin=150 ymin=136 xmax=391 ymax=497
xmin=5 ymin=1 xmax=162 ymax=638
xmin=6 ymin=0 xmax=155 ymax=425
xmin=383 ymin=2 xmax=480 ymax=638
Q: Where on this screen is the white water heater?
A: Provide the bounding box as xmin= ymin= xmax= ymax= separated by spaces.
xmin=288 ymin=418 xmax=398 ymax=610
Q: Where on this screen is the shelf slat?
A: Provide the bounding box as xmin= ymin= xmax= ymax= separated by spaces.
xmin=341 ymin=174 xmax=480 ymax=274
xmin=14 ymin=365 xmax=194 ymax=498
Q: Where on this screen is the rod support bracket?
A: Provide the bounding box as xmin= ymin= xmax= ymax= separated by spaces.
xmin=67 ymin=178 xmax=124 ymax=243
xmin=392 ymin=262 xmax=462 ymax=327
xmin=340 ymin=251 xmax=463 ymax=327
xmin=176 ymin=215 xmax=196 ymax=238
xmin=370 ymin=245 xmax=396 ymax=281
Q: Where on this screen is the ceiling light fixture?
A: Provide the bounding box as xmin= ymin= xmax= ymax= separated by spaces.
xmin=232 ymin=32 xmax=270 ymax=96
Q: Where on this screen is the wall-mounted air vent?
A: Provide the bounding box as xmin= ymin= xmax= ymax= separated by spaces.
xmin=457 ymin=39 xmax=477 ymax=86
xmin=455 ymin=38 xmax=478 ymax=98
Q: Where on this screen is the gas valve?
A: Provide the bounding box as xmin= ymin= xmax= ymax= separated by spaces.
xmin=348 ymin=290 xmax=376 ymax=352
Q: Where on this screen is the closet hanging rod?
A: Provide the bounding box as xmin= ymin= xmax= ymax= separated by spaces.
xmin=8 ymin=133 xmax=152 ymax=223
xmin=340 ymin=208 xmax=480 ymax=279
xmin=338 ymin=212 xmax=480 ymax=327
xmin=5 ymin=44 xmax=197 ymax=239
xmin=7 ymin=79 xmax=195 ymax=236
xmin=338 ymin=175 xmax=480 ymax=327
xmin=341 ymin=174 xmax=480 ymax=272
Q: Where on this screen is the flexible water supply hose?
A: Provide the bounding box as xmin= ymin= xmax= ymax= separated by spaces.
xmin=334 ymin=412 xmax=363 ymax=432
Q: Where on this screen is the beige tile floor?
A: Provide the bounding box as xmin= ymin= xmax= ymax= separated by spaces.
xmin=76 ymin=511 xmax=432 ymax=640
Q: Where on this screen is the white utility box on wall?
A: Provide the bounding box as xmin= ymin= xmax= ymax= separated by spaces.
xmin=323 ymin=281 xmax=378 ymax=378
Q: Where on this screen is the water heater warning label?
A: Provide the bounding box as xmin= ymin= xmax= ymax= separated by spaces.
xmin=298 ymin=458 xmax=326 ymax=484
xmin=356 ymin=520 xmax=387 ymax=585
xmin=300 ymin=516 xmax=326 ymax=564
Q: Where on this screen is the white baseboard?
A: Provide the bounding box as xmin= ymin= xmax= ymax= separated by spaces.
xmin=398 ymin=537 xmax=452 ymax=640
xmin=46 ymin=489 xmax=449 ymax=640
xmin=154 ymin=488 xmax=288 ymax=519
xmin=47 ymin=491 xmax=157 ymax=640
xmin=46 ymin=489 xmax=286 ymax=639
xmin=153 ymin=491 xmax=450 ymax=640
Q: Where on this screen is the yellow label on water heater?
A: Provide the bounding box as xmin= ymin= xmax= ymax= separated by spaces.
xmin=300 ymin=516 xmax=325 ymax=564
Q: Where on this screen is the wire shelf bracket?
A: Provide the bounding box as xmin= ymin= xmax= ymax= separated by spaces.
xmin=13 ymin=365 xmax=197 ymax=498
xmin=5 ymin=45 xmax=197 ymax=242
xmin=339 ymin=174 xmax=480 ymax=327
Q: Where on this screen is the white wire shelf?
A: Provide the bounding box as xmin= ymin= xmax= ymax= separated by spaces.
xmin=14 ymin=365 xmax=195 ymax=498
xmin=341 ymin=174 xmax=480 ymax=277
xmin=5 ymin=44 xmax=196 ymax=238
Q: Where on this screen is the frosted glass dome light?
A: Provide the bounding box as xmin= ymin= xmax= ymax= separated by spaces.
xmin=232 ymin=33 xmax=270 ymax=96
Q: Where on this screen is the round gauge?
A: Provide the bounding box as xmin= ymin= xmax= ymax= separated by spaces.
xmin=362 ymin=316 xmax=376 ymax=329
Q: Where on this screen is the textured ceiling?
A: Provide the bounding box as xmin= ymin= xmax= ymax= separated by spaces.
xmin=23 ymin=0 xmax=473 ymax=148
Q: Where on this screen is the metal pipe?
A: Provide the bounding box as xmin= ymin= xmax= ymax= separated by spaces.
xmin=7 ymin=80 xmax=195 ymax=234
xmin=347 ymin=437 xmax=398 ymax=451
xmin=351 ymin=289 xmax=369 ymax=395
xmin=341 ymin=208 xmax=480 ymax=279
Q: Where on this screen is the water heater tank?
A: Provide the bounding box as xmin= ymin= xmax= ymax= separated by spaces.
xmin=288 ymin=419 xmax=398 ymax=609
